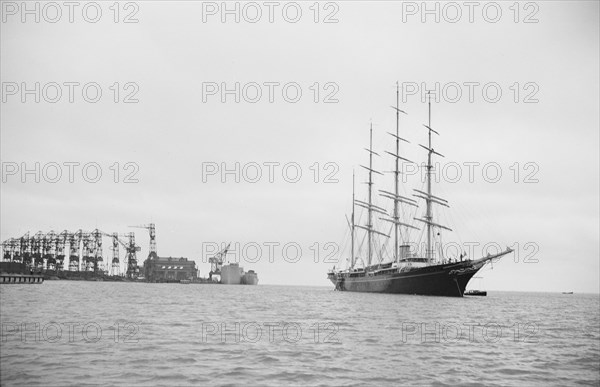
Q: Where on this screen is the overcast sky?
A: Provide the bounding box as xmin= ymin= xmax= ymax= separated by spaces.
xmin=1 ymin=1 xmax=598 ymax=293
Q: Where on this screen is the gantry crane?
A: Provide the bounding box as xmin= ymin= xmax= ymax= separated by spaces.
xmin=129 ymin=223 xmax=156 ymax=259
xmin=82 ymin=232 xmax=95 ymax=272
xmin=3 ymin=227 xmax=141 ymax=276
xmin=43 ymin=231 xmax=57 ymax=270
xmin=16 ymin=232 xmax=31 ymax=265
xmin=1 ymin=238 xmax=16 ymax=261
xmin=54 ymin=230 xmax=68 ymax=270
xmin=21 ymin=232 xmax=32 ymax=266
xmin=2 ymin=233 xmax=31 ymax=265
xmin=123 ymin=232 xmax=141 ymax=278
xmin=68 ymin=230 xmax=83 ymax=271
xmin=109 ymin=231 xmax=121 ymax=275
xmin=4 ymin=230 xmax=73 ymax=271
xmin=90 ymin=229 xmax=105 ymax=273
xmin=32 ymin=231 xmax=44 ymax=269
xmin=98 ymin=231 xmax=140 ymax=277
xmin=98 ymin=231 xmax=122 ymax=274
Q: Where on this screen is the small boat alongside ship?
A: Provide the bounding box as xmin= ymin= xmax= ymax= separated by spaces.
xmin=464 ymin=290 xmax=487 ymax=296
xmin=327 ymin=86 xmax=512 ymax=297
xmin=464 ymin=276 xmax=487 ymax=296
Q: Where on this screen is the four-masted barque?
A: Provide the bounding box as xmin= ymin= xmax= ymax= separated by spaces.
xmin=327 ymin=86 xmax=512 ymax=297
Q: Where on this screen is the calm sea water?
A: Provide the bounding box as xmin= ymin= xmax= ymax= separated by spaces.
xmin=1 ymin=282 xmax=598 ymax=386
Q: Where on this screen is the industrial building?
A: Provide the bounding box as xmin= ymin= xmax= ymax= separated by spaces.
xmin=143 ymin=253 xmax=197 ymax=282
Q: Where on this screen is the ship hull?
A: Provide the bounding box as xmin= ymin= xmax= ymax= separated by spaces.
xmin=220 ymin=264 xmax=259 ymax=285
xmin=220 ymin=264 xmax=242 ymax=284
xmin=328 ymin=251 xmax=510 ymax=297
xmin=242 ymin=273 xmax=259 ymax=285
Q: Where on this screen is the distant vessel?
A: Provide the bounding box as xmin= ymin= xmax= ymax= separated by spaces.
xmin=465 ymin=290 xmax=487 ymax=296
xmin=209 ymin=244 xmax=258 ymax=285
xmin=221 ymin=263 xmax=243 ymax=284
xmin=327 ymin=86 xmax=512 ymax=297
xmin=220 ymin=263 xmax=259 ymax=285
xmin=562 ymin=292 xmax=574 ymax=294
xmin=242 ymin=270 xmax=259 ymax=285
xmin=465 ymin=276 xmax=487 ymax=296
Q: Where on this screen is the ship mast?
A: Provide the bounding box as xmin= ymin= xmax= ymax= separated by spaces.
xmin=367 ymin=124 xmax=374 ymax=265
xmin=426 ymin=92 xmax=433 ymax=261
xmin=393 ymin=84 xmax=400 ymax=262
xmin=351 ymin=170 xmax=355 ymax=268
xmin=414 ymin=91 xmax=452 ymax=264
xmin=355 ymin=124 xmax=388 ymax=268
xmin=379 ymin=84 xmax=419 ymax=264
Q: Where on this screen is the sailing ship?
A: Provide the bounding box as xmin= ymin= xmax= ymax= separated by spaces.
xmin=327 ymin=86 xmax=512 ymax=297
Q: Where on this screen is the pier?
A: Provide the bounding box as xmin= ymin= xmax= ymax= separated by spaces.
xmin=0 ymin=273 xmax=44 ymax=284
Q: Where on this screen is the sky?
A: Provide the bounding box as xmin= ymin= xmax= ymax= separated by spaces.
xmin=1 ymin=1 xmax=598 ymax=293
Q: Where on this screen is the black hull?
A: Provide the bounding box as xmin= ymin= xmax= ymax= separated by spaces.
xmin=327 ymin=251 xmax=510 ymax=297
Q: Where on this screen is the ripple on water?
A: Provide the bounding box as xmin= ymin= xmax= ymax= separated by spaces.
xmin=1 ymin=284 xmax=599 ymax=386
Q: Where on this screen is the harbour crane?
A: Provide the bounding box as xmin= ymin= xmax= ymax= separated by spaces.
xmin=122 ymin=232 xmax=141 ymax=278
xmin=90 ymin=229 xmax=106 ymax=273
xmin=21 ymin=232 xmax=32 ymax=266
xmin=1 ymin=238 xmax=16 ymax=261
xmin=98 ymin=231 xmax=140 ymax=277
xmin=3 ymin=227 xmax=142 ymax=277
xmin=82 ymin=232 xmax=95 ymax=272
xmin=17 ymin=232 xmax=31 ymax=265
xmin=32 ymin=231 xmax=44 ymax=269
xmin=106 ymin=231 xmax=122 ymax=275
xmin=2 ymin=233 xmax=32 ymax=265
xmin=129 ymin=223 xmax=156 ymax=258
xmin=55 ymin=230 xmax=69 ymax=270
xmin=208 ymin=243 xmax=230 ymax=281
xmin=68 ymin=230 xmax=83 ymax=271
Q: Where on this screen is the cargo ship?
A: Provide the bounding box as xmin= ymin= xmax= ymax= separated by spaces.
xmin=242 ymin=270 xmax=259 ymax=285
xmin=220 ymin=263 xmax=259 ymax=285
xmin=220 ymin=263 xmax=243 ymax=284
xmin=327 ymin=87 xmax=512 ymax=297
xmin=209 ymin=245 xmax=258 ymax=285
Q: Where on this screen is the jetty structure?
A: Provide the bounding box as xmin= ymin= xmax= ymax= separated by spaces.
xmin=2 ymin=224 xmax=258 ymax=284
xmin=1 ymin=229 xmax=141 ymax=279
xmin=0 ymin=261 xmax=44 ymax=284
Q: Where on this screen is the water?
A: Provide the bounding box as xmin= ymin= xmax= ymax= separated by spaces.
xmin=1 ymin=283 xmax=598 ymax=386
